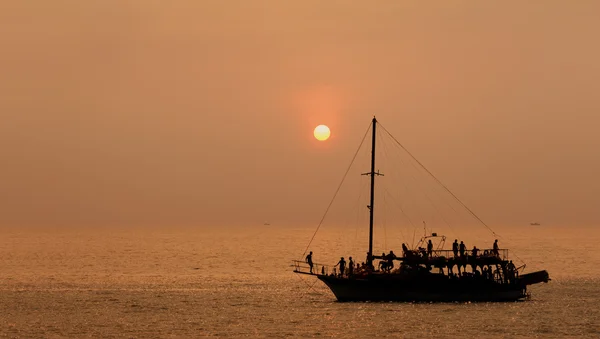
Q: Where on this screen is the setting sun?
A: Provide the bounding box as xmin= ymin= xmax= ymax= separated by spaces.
xmin=314 ymin=125 xmax=331 ymax=141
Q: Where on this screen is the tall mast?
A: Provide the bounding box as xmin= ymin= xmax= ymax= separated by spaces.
xmin=362 ymin=117 xmax=382 ymax=268
xmin=367 ymin=117 xmax=378 ymax=267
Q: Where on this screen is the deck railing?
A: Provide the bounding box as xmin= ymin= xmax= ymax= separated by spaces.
xmin=385 ymin=248 xmax=509 ymax=261
xmin=293 ymin=260 xmax=372 ymax=277
xmin=293 ymin=260 xmax=333 ymax=276
xmin=293 ymin=249 xmax=510 ymax=276
xmin=293 ymin=258 xmax=517 ymax=284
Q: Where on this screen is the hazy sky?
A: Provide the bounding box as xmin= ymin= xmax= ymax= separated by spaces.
xmin=2 ymin=1 xmax=599 ymax=228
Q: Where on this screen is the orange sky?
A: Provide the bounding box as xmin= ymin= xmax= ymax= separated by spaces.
xmin=1 ymin=1 xmax=599 ymax=228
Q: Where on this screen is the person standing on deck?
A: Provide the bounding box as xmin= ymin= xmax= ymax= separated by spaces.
xmin=459 ymin=241 xmax=466 ymax=258
xmin=427 ymin=240 xmax=433 ymax=258
xmin=348 ymin=257 xmax=354 ymax=276
xmin=387 ymin=251 xmax=396 ymax=271
xmin=452 ymin=240 xmax=459 ymax=258
xmin=402 ymin=244 xmax=410 ymax=258
xmin=336 ymin=257 xmax=347 ymax=277
xmin=305 ymin=251 xmax=314 ymax=273
xmin=507 ymin=260 xmax=516 ymax=283
xmin=493 ymin=239 xmax=499 ymax=257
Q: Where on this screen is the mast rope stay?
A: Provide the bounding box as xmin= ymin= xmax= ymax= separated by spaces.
xmin=379 ymin=123 xmax=528 ymax=267
xmin=301 ymin=123 xmax=372 ymax=258
xmin=387 ymin=132 xmax=460 ymax=236
xmin=293 ymin=270 xmax=328 ymax=297
xmin=378 ymin=123 xmax=500 ymax=239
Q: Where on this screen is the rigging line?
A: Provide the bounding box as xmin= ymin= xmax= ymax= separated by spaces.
xmin=383 ymin=189 xmax=387 ymax=250
xmin=391 ymin=138 xmax=427 ymax=232
xmin=391 ymin=140 xmax=459 ymax=241
xmin=294 ymin=273 xmax=328 ymax=297
xmin=382 ymin=186 xmax=407 ymax=244
xmin=301 ymin=123 xmax=372 ymax=258
xmin=390 ymin=133 xmax=483 ymax=244
xmin=401 ymin=145 xmax=462 ymax=220
xmin=405 ymin=150 xmax=474 ymax=234
xmin=389 ymin=134 xmax=486 ymax=246
xmin=387 ymin=140 xmax=429 ymax=238
xmin=379 ymin=123 xmax=500 ymax=238
xmin=383 ymin=187 xmax=417 ymax=235
xmin=381 ymin=129 xmax=525 ymax=267
xmin=378 ymin=132 xmax=412 ymax=241
xmin=376 ymin=130 xmax=388 ymax=251
xmin=354 ymin=177 xmax=368 ymax=254
xmin=380 ymin=131 xmax=412 ymax=246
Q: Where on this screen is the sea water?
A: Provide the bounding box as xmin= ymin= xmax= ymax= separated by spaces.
xmin=0 ymin=224 xmax=598 ymax=338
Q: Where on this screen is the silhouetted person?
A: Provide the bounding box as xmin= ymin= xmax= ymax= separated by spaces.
xmin=459 ymin=241 xmax=466 ymax=258
xmin=452 ymin=239 xmax=459 ymax=258
xmin=507 ymin=260 xmax=516 ymax=283
xmin=427 ymin=240 xmax=433 ymax=257
xmin=471 ymin=246 xmax=479 ymax=257
xmin=336 ymin=257 xmax=346 ymax=277
xmin=378 ymin=252 xmax=388 ymax=271
xmin=348 ymin=257 xmax=354 ymax=276
xmin=493 ymin=239 xmax=499 ymax=257
xmin=387 ymin=251 xmax=396 ymax=271
xmin=305 ymin=251 xmax=314 ymax=273
xmin=402 ymin=243 xmax=410 ymax=257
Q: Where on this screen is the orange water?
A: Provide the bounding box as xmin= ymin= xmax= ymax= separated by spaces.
xmin=0 ymin=225 xmax=598 ymax=338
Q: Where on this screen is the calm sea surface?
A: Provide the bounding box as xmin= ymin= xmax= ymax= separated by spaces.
xmin=0 ymin=224 xmax=599 ymax=338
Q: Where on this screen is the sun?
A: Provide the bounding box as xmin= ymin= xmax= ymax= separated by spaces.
xmin=314 ymin=125 xmax=331 ymax=141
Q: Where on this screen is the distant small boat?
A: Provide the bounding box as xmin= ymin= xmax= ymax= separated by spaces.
xmin=263 ymin=222 xmax=271 ymax=226
xmin=530 ymin=222 xmax=541 ymax=226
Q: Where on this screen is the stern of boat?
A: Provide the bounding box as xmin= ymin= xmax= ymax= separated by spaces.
xmin=517 ymin=270 xmax=550 ymax=286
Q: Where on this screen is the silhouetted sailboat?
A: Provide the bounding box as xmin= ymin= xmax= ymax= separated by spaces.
xmin=293 ymin=117 xmax=549 ymax=302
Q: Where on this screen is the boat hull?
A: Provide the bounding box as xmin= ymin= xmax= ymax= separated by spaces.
xmin=317 ymin=274 xmax=527 ymax=302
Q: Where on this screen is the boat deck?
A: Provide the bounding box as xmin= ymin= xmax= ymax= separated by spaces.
xmin=294 ymin=248 xmax=510 ymax=276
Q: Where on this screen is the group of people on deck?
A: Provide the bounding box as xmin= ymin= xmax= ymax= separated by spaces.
xmin=305 ymin=252 xmax=373 ymax=277
xmin=401 ymin=239 xmax=501 ymax=261
xmin=305 ymin=239 xmax=516 ymax=280
xmin=450 ymin=239 xmax=501 ymax=259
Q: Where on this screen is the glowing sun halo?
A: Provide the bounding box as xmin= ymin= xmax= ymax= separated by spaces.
xmin=314 ymin=125 xmax=331 ymax=141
